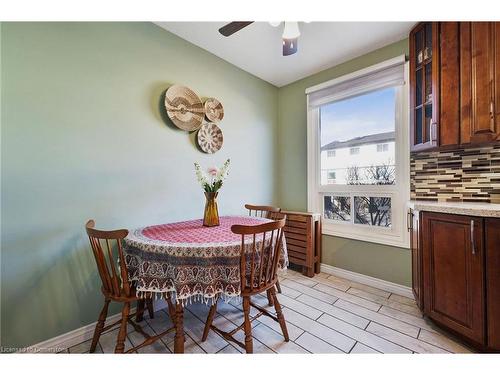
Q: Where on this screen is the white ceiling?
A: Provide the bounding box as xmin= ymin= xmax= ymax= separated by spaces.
xmin=155 ymin=22 xmax=414 ymax=87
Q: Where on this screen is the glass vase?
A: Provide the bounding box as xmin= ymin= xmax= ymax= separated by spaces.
xmin=203 ymin=191 xmax=220 ymax=227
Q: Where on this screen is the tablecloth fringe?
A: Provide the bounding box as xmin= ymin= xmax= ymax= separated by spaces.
xmin=135 ymin=288 xmax=241 ymax=306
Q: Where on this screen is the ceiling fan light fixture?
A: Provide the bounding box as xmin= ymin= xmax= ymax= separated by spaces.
xmin=282 ymin=22 xmax=300 ymax=39
xmin=283 ymin=37 xmax=298 ymax=56
xmin=269 ymin=22 xmax=281 ymax=27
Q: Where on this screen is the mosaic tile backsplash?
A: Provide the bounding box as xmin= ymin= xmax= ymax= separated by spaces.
xmin=410 ymin=144 xmax=500 ymax=203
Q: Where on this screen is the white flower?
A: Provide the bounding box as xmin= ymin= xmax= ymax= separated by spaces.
xmin=216 ymin=159 xmax=230 ymax=181
xmin=194 ymin=159 xmax=230 ymax=193
xmin=194 ymin=162 xmax=209 ymax=186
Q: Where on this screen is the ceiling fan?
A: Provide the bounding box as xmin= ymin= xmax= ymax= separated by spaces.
xmin=218 ymin=22 xmax=301 ymax=56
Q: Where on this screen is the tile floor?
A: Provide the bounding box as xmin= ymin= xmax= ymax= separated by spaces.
xmin=63 ymin=270 xmax=473 ymax=354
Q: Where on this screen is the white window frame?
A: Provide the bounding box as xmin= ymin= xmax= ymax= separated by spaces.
xmin=327 ymin=150 xmax=336 ymax=158
xmin=377 ymin=143 xmax=389 ymax=152
xmin=306 ymin=56 xmax=410 ymax=248
xmin=349 ymin=147 xmax=360 ymax=155
xmin=327 ymin=171 xmax=336 ymax=180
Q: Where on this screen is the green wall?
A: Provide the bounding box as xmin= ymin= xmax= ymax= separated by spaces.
xmin=277 ymin=39 xmax=411 ymax=287
xmin=1 ymin=22 xmax=279 ymax=348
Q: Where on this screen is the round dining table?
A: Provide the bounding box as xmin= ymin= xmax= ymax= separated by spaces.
xmin=122 ymin=215 xmax=288 ymax=353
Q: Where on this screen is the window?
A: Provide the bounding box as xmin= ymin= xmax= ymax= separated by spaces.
xmin=327 ymin=150 xmax=336 ymax=157
xmin=307 ymin=56 xmax=409 ymax=248
xmin=324 ymin=195 xmax=350 ymax=222
xmin=326 ymin=170 xmax=336 ymax=184
xmin=354 ymin=196 xmax=391 ymax=227
xmin=377 ymin=143 xmax=389 ymax=152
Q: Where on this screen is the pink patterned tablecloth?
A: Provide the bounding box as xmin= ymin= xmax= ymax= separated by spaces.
xmin=123 ymin=216 xmax=288 ymax=304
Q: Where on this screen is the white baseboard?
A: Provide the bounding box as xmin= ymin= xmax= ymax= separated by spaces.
xmin=20 ymin=299 xmax=169 ymax=353
xmin=320 ymin=263 xmax=414 ymax=299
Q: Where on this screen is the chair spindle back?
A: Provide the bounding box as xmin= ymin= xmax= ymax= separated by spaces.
xmin=231 ymin=215 xmax=286 ymax=294
xmin=245 ymin=204 xmax=281 ymax=220
xmin=85 ymin=220 xmax=131 ymax=298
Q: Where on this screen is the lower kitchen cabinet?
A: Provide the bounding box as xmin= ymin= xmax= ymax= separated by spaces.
xmin=421 ymin=212 xmax=485 ymax=345
xmin=486 ymin=218 xmax=500 ymax=349
xmin=414 ymin=211 xmax=500 ymax=351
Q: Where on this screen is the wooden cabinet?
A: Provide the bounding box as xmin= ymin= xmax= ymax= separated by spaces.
xmin=408 ymin=208 xmax=423 ymax=309
xmin=486 ymin=218 xmax=500 ymax=349
xmin=410 ymin=22 xmax=500 ymax=152
xmin=410 ymin=22 xmax=440 ymax=151
xmin=460 ymin=22 xmax=500 ymax=145
xmin=414 ymin=211 xmax=500 ymax=351
xmin=421 ymin=212 xmax=485 ymax=345
xmin=439 ymin=22 xmax=461 ymax=147
xmin=281 ymin=211 xmax=321 ymax=278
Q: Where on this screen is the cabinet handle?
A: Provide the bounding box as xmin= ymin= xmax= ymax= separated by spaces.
xmin=490 ymin=101 xmax=495 ymax=119
xmin=407 ymin=211 xmax=413 ymax=232
xmin=470 ymin=219 xmax=476 ymax=255
xmin=431 ymin=122 xmax=437 ymax=142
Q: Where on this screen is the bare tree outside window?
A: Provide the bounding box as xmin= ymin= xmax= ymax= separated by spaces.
xmin=340 ymin=162 xmax=393 ymax=227
xmin=354 ymin=196 xmax=391 ymax=227
xmin=324 ymin=196 xmax=351 ymax=221
xmin=345 ymin=160 xmax=395 ymax=185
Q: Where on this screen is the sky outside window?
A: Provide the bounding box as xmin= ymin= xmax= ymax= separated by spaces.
xmin=320 ymin=87 xmax=396 ymax=146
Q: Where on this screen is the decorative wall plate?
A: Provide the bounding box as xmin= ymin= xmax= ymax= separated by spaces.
xmin=204 ymin=98 xmax=224 ymax=123
xmin=197 ymin=123 xmax=223 ymax=154
xmin=165 ymin=85 xmax=204 ymax=131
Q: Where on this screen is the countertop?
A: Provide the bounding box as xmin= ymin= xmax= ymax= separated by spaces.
xmin=407 ymin=200 xmax=500 ymax=218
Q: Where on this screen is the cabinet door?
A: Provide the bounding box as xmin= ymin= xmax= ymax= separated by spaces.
xmin=439 ymin=22 xmax=460 ymax=147
xmin=409 ymin=209 xmax=423 ymax=309
xmin=460 ymin=22 xmax=500 ymax=144
xmin=486 ymin=218 xmax=500 ymax=350
xmin=422 ymin=212 xmax=485 ymax=344
xmin=410 ymin=22 xmax=440 ymax=151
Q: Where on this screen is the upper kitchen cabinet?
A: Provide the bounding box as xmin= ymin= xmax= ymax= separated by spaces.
xmin=410 ymin=22 xmax=461 ymax=152
xmin=410 ymin=22 xmax=500 ymax=152
xmin=410 ymin=23 xmax=440 ymax=152
xmin=460 ymin=22 xmax=500 ymax=145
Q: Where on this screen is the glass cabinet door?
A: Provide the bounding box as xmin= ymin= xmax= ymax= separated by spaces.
xmin=410 ymin=22 xmax=439 ymax=151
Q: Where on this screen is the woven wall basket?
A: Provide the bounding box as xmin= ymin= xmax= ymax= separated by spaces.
xmin=197 ymin=122 xmax=224 ymax=154
xmin=165 ymin=85 xmax=205 ymax=131
xmin=204 ymin=98 xmax=224 ymax=123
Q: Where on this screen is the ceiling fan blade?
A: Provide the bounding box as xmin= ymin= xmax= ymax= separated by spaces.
xmin=218 ymin=22 xmax=254 ymax=37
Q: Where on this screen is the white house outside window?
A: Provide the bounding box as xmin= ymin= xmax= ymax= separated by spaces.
xmin=306 ymin=56 xmax=410 ymax=248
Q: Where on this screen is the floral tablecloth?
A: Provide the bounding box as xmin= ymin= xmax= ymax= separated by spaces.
xmin=123 ymin=216 xmax=288 ymax=304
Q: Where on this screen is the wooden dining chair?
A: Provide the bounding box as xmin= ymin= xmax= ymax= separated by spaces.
xmin=85 ymin=220 xmax=176 ymax=353
xmin=245 ymin=204 xmax=283 ymax=294
xmin=245 ymin=203 xmax=282 ymax=220
xmin=201 ymin=216 xmax=289 ymax=353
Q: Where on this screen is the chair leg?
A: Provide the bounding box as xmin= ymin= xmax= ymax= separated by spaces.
xmin=266 ymin=289 xmax=274 ymax=306
xmin=115 ymin=302 xmax=130 ymax=353
xmin=146 ymin=298 xmax=154 ymax=319
xmin=173 ymin=302 xmax=185 ymax=354
xmin=242 ymin=296 xmax=253 ymax=354
xmin=202 ymin=302 xmax=218 ymax=341
xmin=90 ymin=298 xmax=110 ymax=353
xmin=135 ymin=299 xmax=145 ymax=322
xmin=275 ymin=280 xmax=282 ymax=293
xmin=165 ymin=292 xmax=176 ymax=323
xmin=271 ymin=288 xmax=289 ymax=342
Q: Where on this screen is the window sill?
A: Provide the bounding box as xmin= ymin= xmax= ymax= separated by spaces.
xmin=322 ymin=222 xmax=409 ymax=249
